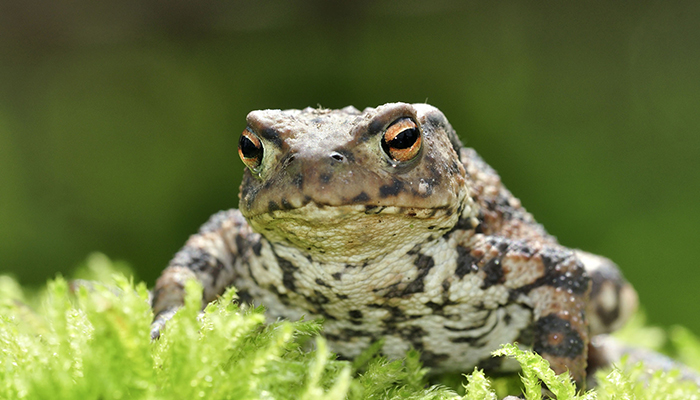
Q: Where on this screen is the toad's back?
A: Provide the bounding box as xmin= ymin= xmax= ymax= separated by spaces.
xmin=151 ymin=103 xmax=637 ymax=385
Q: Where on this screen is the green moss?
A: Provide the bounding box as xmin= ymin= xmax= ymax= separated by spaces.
xmin=0 ymin=254 xmax=698 ymax=399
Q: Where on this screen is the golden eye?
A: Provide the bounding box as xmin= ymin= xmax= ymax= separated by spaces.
xmin=238 ymin=129 xmax=263 ymax=171
xmin=381 ymin=118 xmax=421 ymax=162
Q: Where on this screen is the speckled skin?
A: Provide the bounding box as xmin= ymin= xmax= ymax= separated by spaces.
xmin=151 ymin=103 xmax=638 ymax=385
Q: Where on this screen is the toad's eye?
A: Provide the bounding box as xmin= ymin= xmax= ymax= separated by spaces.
xmin=381 ymin=118 xmax=422 ymax=162
xmin=238 ymin=129 xmax=264 ymax=171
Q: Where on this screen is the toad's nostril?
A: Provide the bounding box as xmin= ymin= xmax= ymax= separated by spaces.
xmin=330 ymin=152 xmax=345 ymax=162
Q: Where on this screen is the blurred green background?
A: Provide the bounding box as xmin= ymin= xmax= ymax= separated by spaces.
xmin=1 ymin=1 xmax=698 ymax=334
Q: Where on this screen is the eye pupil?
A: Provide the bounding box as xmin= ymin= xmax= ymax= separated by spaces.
xmin=239 ymin=135 xmax=262 ymax=160
xmin=389 ymin=128 xmax=419 ymax=149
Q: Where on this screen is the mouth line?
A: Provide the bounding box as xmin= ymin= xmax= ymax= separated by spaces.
xmin=245 ymin=200 xmax=454 ymax=220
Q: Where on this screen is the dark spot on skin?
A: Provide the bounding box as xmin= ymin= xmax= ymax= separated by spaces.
xmin=319 ymin=173 xmax=331 ymax=184
xmin=379 ymin=179 xmax=404 ymax=198
xmin=443 ymin=325 xmax=473 ymax=332
xmin=443 ymin=217 xmax=475 ymax=238
xmin=398 ymin=325 xmax=427 ymax=341
xmin=211 ymin=258 xmax=225 ymax=284
xmin=420 ymin=350 xmax=450 ymax=366
xmin=509 ymin=248 xmax=590 ymax=300
xmin=336 ymin=293 xmax=348 ymax=300
xmin=455 ymin=246 xmax=479 ymax=278
xmin=476 ymin=356 xmax=503 ymax=371
xmin=406 ymin=245 xmax=421 ymax=255
xmin=282 ymin=274 xmax=295 ymax=292
xmin=487 ymin=236 xmax=510 ymax=253
xmin=425 ymin=301 xmax=443 ymax=312
xmin=251 ymin=241 xmax=262 ymax=256
xmin=385 ymin=253 xmax=435 ymax=297
xmin=235 ymin=289 xmax=254 ymax=305
xmin=171 ymin=247 xmax=225 ymax=285
xmin=534 ymin=314 xmax=585 ymax=358
xmin=449 ymin=314 xmax=499 ymax=346
xmin=315 ymin=278 xmax=331 ymax=288
xmin=331 ymin=272 xmax=342 ymax=280
xmin=340 ymin=328 xmax=373 ymax=338
xmin=259 ymin=127 xmax=283 ymax=148
xmin=403 ymin=254 xmax=435 ymax=295
xmin=352 ymin=192 xmax=370 ymax=203
xmin=310 ymin=290 xmax=329 ymax=305
xmin=415 ymin=253 xmax=434 ymax=270
xmin=275 ymin=254 xmax=297 ymax=292
xmin=485 ymin=199 xmax=497 ymax=211
xmin=441 ymin=278 xmax=451 ymax=293
xmin=451 ymin=160 xmax=461 ymax=174
xmin=480 ymin=257 xmax=505 ymax=289
xmin=510 ymin=241 xmax=535 ymax=257
xmin=324 ymin=333 xmax=340 ymax=342
xmin=348 ymin=310 xmax=363 ymax=319
xmin=516 ymin=323 xmax=535 ymax=346
xmin=235 ymin=235 xmax=247 ymax=255
xmin=381 ymin=305 xmax=422 ymax=325
xmin=443 ymin=310 xmax=493 ymax=332
xmin=268 ymin=201 xmax=280 ymax=213
xmin=281 ymin=198 xmax=293 ymax=210
xmin=449 ymin=336 xmax=482 ymax=345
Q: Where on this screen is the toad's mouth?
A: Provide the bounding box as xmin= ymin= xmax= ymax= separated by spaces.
xmin=244 ymin=199 xmax=458 ymax=220
xmin=244 ymin=201 xmax=463 ymax=262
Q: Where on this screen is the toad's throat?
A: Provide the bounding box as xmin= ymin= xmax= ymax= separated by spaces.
xmin=245 ymin=202 xmax=460 ymax=262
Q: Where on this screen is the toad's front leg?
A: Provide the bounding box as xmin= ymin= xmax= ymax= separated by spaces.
xmin=151 ymin=209 xmax=260 ymax=338
xmin=458 ymin=233 xmax=591 ymax=385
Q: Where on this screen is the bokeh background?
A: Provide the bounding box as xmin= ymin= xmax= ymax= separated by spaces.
xmin=1 ymin=1 xmax=698 ymax=334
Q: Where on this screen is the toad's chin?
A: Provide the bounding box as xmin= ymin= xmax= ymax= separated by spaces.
xmin=245 ymin=201 xmax=461 ymax=263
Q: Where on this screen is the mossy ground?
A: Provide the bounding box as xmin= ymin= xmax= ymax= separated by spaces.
xmin=1 ymin=253 xmax=698 ymax=399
